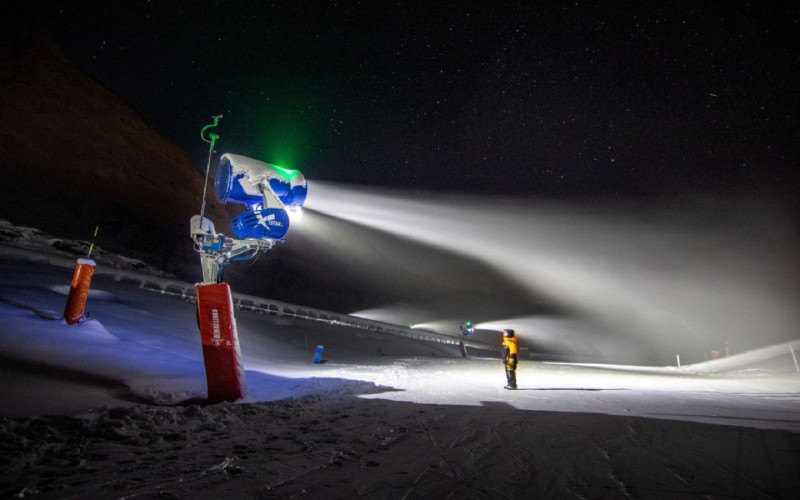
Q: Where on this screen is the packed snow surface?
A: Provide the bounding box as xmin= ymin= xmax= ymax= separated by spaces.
xmin=1 ymin=223 xmax=799 ymax=498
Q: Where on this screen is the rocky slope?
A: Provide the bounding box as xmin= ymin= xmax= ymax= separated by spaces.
xmin=0 ymin=37 xmax=229 ymax=278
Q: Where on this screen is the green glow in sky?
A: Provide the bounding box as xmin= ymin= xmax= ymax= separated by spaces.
xmin=255 ymin=92 xmax=321 ymax=175
xmin=271 ymin=163 xmax=299 ymax=180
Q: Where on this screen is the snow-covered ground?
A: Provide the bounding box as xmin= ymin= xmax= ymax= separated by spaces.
xmin=1 ymin=221 xmax=799 ymax=498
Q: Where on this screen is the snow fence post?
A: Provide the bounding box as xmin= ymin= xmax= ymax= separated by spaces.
xmin=195 ymin=282 xmax=247 ymax=402
xmin=63 ymin=258 xmax=96 ymax=325
xmin=313 ymin=345 xmax=324 ymax=364
xmin=459 ymin=341 xmax=468 ymax=358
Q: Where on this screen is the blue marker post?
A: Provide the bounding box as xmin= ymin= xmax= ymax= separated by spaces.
xmin=313 ymin=345 xmax=324 ymax=364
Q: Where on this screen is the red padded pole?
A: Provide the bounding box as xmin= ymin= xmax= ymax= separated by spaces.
xmin=195 ymin=282 xmax=247 ymax=402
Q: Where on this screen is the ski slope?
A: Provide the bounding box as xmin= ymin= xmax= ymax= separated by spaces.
xmin=1 ymin=221 xmax=799 ymax=498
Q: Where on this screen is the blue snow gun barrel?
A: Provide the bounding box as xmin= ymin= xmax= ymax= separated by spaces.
xmin=215 ymin=153 xmax=307 ymax=241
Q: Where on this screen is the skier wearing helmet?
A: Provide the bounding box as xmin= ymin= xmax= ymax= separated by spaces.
xmin=502 ymin=329 xmax=518 ymax=389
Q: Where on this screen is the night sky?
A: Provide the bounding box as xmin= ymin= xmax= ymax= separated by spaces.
xmin=5 ymin=0 xmax=798 ymax=197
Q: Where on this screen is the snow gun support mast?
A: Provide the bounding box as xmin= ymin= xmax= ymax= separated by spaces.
xmin=191 ymin=116 xmax=308 ymax=283
xmin=190 ymin=216 xmax=276 ymax=283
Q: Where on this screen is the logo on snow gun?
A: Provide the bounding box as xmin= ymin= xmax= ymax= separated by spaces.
xmin=231 ymin=208 xmax=290 ymax=240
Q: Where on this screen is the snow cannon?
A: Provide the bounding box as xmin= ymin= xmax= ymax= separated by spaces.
xmin=215 ymin=153 xmax=307 ymax=241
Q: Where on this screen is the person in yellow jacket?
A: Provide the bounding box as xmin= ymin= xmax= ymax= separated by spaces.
xmin=502 ymin=329 xmax=518 ymax=389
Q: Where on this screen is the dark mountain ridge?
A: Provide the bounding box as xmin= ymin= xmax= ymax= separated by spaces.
xmin=0 ymin=37 xmax=232 ymax=277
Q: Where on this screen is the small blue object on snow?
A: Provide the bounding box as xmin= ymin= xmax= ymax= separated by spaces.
xmin=313 ymin=345 xmax=324 ymax=364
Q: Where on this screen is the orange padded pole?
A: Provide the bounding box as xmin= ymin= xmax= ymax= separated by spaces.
xmin=64 ymin=258 xmax=96 ymax=325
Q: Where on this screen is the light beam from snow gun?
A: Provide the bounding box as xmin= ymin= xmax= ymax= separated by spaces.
xmin=215 ymin=153 xmax=308 ymax=241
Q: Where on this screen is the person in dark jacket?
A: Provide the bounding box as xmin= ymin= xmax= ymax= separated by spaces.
xmin=502 ymin=329 xmax=518 ymax=389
